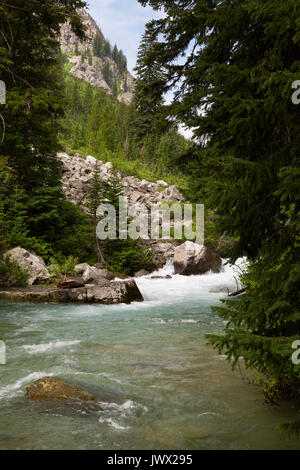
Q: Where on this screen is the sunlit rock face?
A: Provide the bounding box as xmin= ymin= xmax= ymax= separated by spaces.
xmin=59 ymin=8 xmax=135 ymax=100
xmin=174 ymin=242 xmax=222 ymax=276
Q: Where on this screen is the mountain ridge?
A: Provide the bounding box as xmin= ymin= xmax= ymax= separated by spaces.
xmin=60 ymin=8 xmax=135 ymax=104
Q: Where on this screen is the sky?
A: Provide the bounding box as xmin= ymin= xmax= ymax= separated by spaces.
xmin=86 ymin=0 xmax=163 ymax=76
xmin=86 ymin=0 xmax=194 ymax=139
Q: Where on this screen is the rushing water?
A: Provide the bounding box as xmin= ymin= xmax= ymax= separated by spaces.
xmin=0 ymin=259 xmax=298 ymax=450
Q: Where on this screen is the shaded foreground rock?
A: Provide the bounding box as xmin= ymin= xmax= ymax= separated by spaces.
xmin=57 ymin=279 xmax=85 ymax=289
xmin=0 ymin=280 xmax=143 ymax=305
xmin=4 ymin=247 xmax=51 ymax=285
xmin=26 ymin=377 xmax=95 ymax=402
xmin=174 ymin=241 xmax=222 ymax=275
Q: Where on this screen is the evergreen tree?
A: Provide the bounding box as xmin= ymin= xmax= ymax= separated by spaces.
xmin=137 ymin=0 xmax=300 ymax=434
xmin=85 ymin=163 xmax=106 ymax=265
xmin=134 ymin=27 xmax=169 ymax=142
xmin=102 ymin=63 xmax=113 ymax=88
xmin=104 ymin=40 xmax=112 ymax=58
xmin=93 ymin=32 xmax=103 ymax=58
xmin=0 ymin=0 xmax=87 ymax=256
xmin=112 ymin=45 xmax=119 ymax=64
xmin=112 ymin=80 xmax=118 ymax=98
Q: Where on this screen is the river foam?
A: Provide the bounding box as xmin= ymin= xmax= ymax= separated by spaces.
xmin=22 ymin=340 xmax=81 ymax=354
xmin=134 ymin=257 xmax=247 ymax=305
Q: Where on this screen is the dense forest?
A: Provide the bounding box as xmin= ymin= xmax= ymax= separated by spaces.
xmin=134 ymin=0 xmax=300 ymax=435
xmin=0 ymin=0 xmax=299 ymax=439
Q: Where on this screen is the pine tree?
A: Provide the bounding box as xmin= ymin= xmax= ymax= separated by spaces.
xmin=134 ymin=27 xmax=169 ymax=142
xmin=0 ymin=0 xmax=87 ymax=255
xmin=112 ymin=45 xmax=119 ymax=64
xmin=104 ymin=40 xmax=112 ymax=58
xmin=93 ymin=32 xmax=103 ymax=57
xmin=85 ymin=163 xmax=106 ymax=265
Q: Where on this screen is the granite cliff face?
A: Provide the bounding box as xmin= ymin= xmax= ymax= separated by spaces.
xmin=59 ymin=8 xmax=135 ymax=103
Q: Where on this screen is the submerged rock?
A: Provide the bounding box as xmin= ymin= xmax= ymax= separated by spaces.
xmin=150 ymin=275 xmax=172 ymax=280
xmin=174 ymin=241 xmax=222 ymax=275
xmin=26 ymin=377 xmax=95 ymax=402
xmin=4 ymin=247 xmax=51 ymax=286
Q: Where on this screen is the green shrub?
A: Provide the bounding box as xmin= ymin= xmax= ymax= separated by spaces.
xmin=49 ymin=255 xmax=79 ymax=278
xmin=0 ymin=256 xmax=28 ymax=287
xmin=103 ymin=240 xmax=155 ymax=277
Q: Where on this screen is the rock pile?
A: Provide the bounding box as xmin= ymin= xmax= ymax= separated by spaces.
xmin=57 ymin=152 xmax=185 ymax=211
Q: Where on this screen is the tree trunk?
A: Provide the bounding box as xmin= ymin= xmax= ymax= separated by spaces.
xmin=228 ymin=287 xmax=246 ymax=297
xmin=95 ymin=228 xmax=105 ymax=266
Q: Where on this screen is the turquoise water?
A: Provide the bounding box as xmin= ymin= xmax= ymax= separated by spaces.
xmin=0 ymin=260 xmax=299 ymax=450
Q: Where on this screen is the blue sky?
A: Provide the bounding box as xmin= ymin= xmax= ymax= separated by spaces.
xmin=86 ymin=0 xmax=163 ymax=75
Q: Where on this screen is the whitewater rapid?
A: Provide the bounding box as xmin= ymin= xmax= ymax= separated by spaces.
xmin=134 ymin=257 xmax=248 ymax=305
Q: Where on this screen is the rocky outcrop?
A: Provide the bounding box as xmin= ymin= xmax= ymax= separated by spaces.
xmin=57 ymin=152 xmax=187 ymax=270
xmin=60 ymin=8 xmax=104 ymax=56
xmin=57 ymin=152 xmax=185 ymax=212
xmin=68 ymin=56 xmax=112 ymax=92
xmin=122 ymin=176 xmax=184 ymax=208
xmin=0 ymin=280 xmax=143 ymax=305
xmin=4 ymin=248 xmax=51 ymax=286
xmin=59 ymin=8 xmax=135 ymax=100
xmin=173 ymin=241 xmax=222 ymax=276
xmin=26 ymin=377 xmax=95 ymax=402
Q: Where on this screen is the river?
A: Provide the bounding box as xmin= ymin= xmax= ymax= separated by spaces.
xmin=0 ymin=259 xmax=298 ymax=450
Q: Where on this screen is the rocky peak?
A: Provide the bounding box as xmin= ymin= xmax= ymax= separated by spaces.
xmin=60 ymin=8 xmax=104 ymax=56
xmin=59 ymin=8 xmax=135 ymax=102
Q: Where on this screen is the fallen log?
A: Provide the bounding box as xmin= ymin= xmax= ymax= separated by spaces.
xmin=228 ymin=287 xmax=246 ymax=297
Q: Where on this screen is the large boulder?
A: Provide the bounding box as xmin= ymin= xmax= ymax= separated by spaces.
xmin=92 ymin=266 xmax=115 ymax=280
xmin=173 ymin=242 xmax=222 ymax=275
xmin=4 ymin=247 xmax=51 ymax=285
xmin=74 ymin=263 xmax=90 ymax=275
xmin=82 ymin=266 xmax=113 ymax=284
xmin=26 ymin=377 xmax=95 ymax=402
xmin=86 ymin=280 xmax=143 ymax=304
